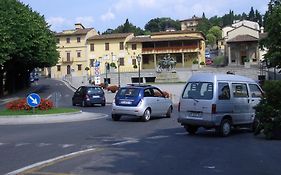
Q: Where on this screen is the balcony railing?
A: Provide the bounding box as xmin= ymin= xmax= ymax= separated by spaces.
xmin=62 ymin=57 xmax=74 ymax=63
xmin=142 ymin=45 xmax=198 ymax=53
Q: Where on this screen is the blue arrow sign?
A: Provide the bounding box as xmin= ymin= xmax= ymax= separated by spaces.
xmin=27 ymin=93 xmax=41 ymax=107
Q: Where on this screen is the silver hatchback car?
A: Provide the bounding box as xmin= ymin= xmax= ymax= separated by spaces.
xmin=111 ymin=85 xmax=173 ymax=122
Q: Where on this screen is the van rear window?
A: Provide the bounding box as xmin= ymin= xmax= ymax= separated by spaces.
xmin=182 ymin=82 xmax=213 ymax=100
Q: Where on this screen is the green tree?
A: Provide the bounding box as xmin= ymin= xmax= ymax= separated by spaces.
xmin=248 ymin=7 xmax=255 ymax=21
xmin=206 ymin=33 xmax=216 ymax=46
xmin=0 ymin=0 xmax=58 ymax=94
xmin=144 ymin=17 xmax=180 ymax=32
xmin=197 ymin=18 xmax=211 ymax=35
xmin=262 ymin=0 xmax=281 ymax=67
xmin=106 ymin=19 xmax=145 ymax=35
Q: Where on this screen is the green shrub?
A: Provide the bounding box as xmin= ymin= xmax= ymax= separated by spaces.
xmin=200 ymin=61 xmax=205 ymax=65
xmin=254 ymin=80 xmax=281 ymax=139
xmin=133 ymin=64 xmax=138 ymax=69
xmin=192 ymin=60 xmax=199 ymax=64
xmin=110 ymin=62 xmax=117 ymax=68
xmin=213 ymin=56 xmax=224 ymax=66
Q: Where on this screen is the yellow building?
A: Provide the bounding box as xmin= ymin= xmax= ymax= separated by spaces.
xmin=51 ymin=23 xmax=97 ymax=78
xmin=180 ymin=15 xmax=202 ymax=31
xmin=128 ymin=31 xmax=206 ymax=69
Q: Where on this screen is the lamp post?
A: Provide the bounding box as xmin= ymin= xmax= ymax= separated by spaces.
xmin=137 ymin=55 xmax=142 ymax=86
xmin=105 ymin=62 xmax=109 ymax=87
xmin=117 ymin=58 xmax=120 ymax=88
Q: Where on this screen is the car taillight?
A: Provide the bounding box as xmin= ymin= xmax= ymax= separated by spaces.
xmin=211 ymin=104 xmax=216 ymax=114
xmin=178 ymin=102 xmax=181 ymax=112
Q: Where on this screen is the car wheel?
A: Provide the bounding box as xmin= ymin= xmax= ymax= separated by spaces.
xmin=184 ymin=125 xmax=198 ymax=135
xmin=101 ymin=102 xmax=106 ymax=106
xmin=112 ymin=114 xmax=121 ymax=121
xmin=217 ymin=119 xmax=232 ymax=137
xmin=141 ymin=108 xmax=151 ymax=122
xmin=166 ymin=106 xmax=172 ymax=118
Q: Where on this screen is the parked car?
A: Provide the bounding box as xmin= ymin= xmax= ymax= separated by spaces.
xmin=205 ymin=58 xmax=213 ymax=65
xmin=111 ymin=84 xmax=173 ymax=122
xmin=178 ymin=73 xmax=263 ymax=136
xmin=72 ymin=86 xmax=106 ymax=107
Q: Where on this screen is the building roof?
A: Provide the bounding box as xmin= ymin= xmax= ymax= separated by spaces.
xmin=259 ymin=32 xmax=268 ymax=40
xmin=128 ymin=35 xmax=203 ymax=43
xmin=180 ymin=16 xmax=202 ymax=22
xmin=88 ymin=33 xmax=133 ymax=40
xmin=151 ymin=30 xmax=203 ymax=36
xmin=227 ymin=35 xmax=258 ymax=43
xmin=55 ymin=28 xmax=94 ymax=36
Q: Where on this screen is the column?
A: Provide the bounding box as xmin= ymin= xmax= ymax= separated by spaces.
xmin=154 ymin=54 xmax=157 ymax=69
xmin=228 ymin=45 xmax=231 ymax=65
xmin=182 ymin=53 xmax=185 ymax=68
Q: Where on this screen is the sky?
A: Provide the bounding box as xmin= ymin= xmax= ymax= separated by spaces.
xmin=19 ymin=0 xmax=269 ymax=33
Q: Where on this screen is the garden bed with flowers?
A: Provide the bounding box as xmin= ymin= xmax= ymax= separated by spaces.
xmin=0 ymin=98 xmax=79 ymax=116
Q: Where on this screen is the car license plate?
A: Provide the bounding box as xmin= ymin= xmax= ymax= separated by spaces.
xmin=92 ymin=95 xmax=100 ymax=98
xmin=191 ymin=112 xmax=201 ymax=118
xmin=120 ymin=100 xmax=132 ymax=104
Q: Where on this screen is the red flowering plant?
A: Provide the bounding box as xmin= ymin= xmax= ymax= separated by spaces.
xmin=5 ymin=98 xmax=54 ymax=111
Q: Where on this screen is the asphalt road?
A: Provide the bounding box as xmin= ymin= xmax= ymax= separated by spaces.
xmin=1 ymin=78 xmax=281 ymax=175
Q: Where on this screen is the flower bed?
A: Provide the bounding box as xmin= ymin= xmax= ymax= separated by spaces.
xmin=6 ymin=98 xmax=54 ymax=111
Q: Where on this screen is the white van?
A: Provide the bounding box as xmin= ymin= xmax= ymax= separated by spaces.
xmin=178 ymin=73 xmax=263 ymax=136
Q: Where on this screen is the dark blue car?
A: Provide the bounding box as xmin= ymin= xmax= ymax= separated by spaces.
xmin=72 ymin=86 xmax=106 ymax=107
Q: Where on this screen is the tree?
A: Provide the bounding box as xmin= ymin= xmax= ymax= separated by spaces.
xmin=262 ymin=0 xmax=281 ymax=67
xmin=145 ymin=17 xmax=180 ymax=32
xmin=248 ymin=7 xmax=255 ymax=21
xmin=0 ymin=0 xmax=58 ymax=94
xmin=207 ymin=26 xmax=222 ymax=49
xmin=105 ymin=19 xmax=145 ymax=35
xmin=197 ymin=18 xmax=211 ymax=35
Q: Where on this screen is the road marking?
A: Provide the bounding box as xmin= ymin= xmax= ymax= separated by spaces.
xmin=146 ymin=135 xmax=169 ymax=140
xmin=6 ymin=148 xmax=97 ymax=175
xmin=15 ymin=143 xmax=30 ymax=147
xmin=0 ymin=142 xmax=7 ymax=146
xmin=112 ymin=138 xmax=139 ymax=146
xmin=38 ymin=143 xmax=52 ymax=147
xmin=60 ymin=144 xmax=75 ymax=148
xmin=46 ymin=94 xmax=52 ymax=100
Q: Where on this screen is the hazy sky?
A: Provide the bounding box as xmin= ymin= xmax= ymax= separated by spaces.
xmin=19 ymin=0 xmax=268 ymax=33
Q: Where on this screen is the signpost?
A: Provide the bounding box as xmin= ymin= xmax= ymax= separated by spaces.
xmin=27 ymin=93 xmax=41 ymax=113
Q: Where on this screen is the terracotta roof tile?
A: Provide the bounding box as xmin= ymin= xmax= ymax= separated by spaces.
xmin=55 ymin=28 xmax=94 ymax=36
xmin=88 ymin=33 xmax=133 ymax=40
xmin=227 ymin=35 xmax=258 ymax=43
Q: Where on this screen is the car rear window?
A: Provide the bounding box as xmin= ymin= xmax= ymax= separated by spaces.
xmin=182 ymin=82 xmax=213 ymax=100
xmin=117 ymin=88 xmax=140 ymax=97
xmin=86 ymin=87 xmax=103 ymax=94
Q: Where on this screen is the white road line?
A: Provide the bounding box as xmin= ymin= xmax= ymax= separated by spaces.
xmin=6 ymin=148 xmax=96 ymax=175
xmin=15 ymin=143 xmax=30 ymax=147
xmin=38 ymin=143 xmax=52 ymax=147
xmin=61 ymin=144 xmax=75 ymax=148
xmin=46 ymin=94 xmax=52 ymax=100
xmin=112 ymin=139 xmax=139 ymax=146
xmin=146 ymin=135 xmax=169 ymax=140
xmin=0 ymin=142 xmax=7 ymax=146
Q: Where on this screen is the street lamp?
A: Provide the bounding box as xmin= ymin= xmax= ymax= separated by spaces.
xmin=117 ymin=58 xmax=120 ymax=88
xmin=105 ymin=62 xmax=109 ymax=87
xmin=136 ymin=55 xmax=142 ymax=86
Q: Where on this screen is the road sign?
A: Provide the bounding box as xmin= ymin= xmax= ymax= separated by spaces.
xmin=27 ymin=93 xmax=41 ymax=107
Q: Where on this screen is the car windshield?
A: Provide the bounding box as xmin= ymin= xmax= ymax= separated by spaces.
xmin=117 ymin=88 xmax=140 ymax=97
xmin=87 ymin=87 xmax=103 ymax=94
xmin=182 ymin=82 xmax=213 ymax=100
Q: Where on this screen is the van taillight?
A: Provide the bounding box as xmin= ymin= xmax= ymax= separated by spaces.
xmin=211 ymin=104 xmax=216 ymax=114
xmin=178 ymin=102 xmax=181 ymax=112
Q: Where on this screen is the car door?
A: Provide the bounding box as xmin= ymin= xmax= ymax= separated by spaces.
xmin=248 ymin=84 xmax=263 ymax=121
xmin=151 ymin=87 xmax=168 ymax=116
xmin=73 ymin=87 xmax=83 ymax=104
xmin=231 ymin=83 xmax=251 ymax=124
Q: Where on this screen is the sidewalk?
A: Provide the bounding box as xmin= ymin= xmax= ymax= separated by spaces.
xmin=0 ymin=111 xmax=108 ymax=125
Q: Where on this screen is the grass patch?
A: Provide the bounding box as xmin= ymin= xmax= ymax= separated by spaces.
xmin=0 ymin=108 xmax=80 ymax=117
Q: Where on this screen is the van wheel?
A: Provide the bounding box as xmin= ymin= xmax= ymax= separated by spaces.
xmin=141 ymin=109 xmax=151 ymax=122
xmin=166 ymin=106 xmax=172 ymax=118
xmin=112 ymin=114 xmax=121 ymax=121
xmin=184 ymin=125 xmax=198 ymax=135
xmin=217 ymin=119 xmax=232 ymax=137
